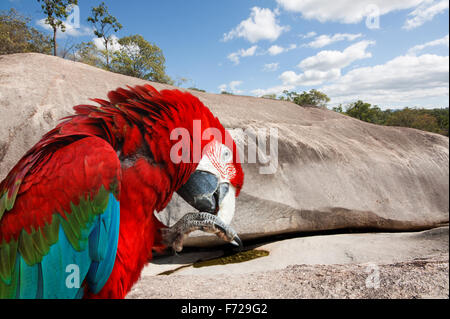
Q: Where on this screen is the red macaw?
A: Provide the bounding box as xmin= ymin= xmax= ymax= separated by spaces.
xmin=0 ymin=84 xmax=244 ymax=299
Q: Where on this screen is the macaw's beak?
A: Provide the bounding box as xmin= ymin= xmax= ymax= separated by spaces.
xmin=176 ymin=170 xmax=227 ymax=214
xmin=169 ymin=170 xmax=242 ymax=251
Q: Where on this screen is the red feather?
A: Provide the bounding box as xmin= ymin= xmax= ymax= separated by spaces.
xmin=0 ymin=84 xmax=244 ymax=298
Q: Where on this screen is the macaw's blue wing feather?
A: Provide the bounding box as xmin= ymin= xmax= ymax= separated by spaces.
xmin=1 ymin=188 xmax=120 ymax=299
xmin=87 ymin=194 xmax=120 ymax=295
xmin=0 ymin=137 xmax=121 ymax=299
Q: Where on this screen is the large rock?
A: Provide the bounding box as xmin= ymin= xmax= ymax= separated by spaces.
xmin=129 ymin=228 xmax=449 ymax=299
xmin=0 ymin=53 xmax=449 ymax=246
xmin=143 ymin=226 xmax=449 ymax=276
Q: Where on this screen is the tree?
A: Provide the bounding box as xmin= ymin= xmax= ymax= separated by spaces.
xmin=37 ymin=0 xmax=78 ymax=56
xmin=345 ymin=100 xmax=384 ymax=124
xmin=296 ymin=89 xmax=330 ymax=107
xmin=188 ymin=87 xmax=206 ymax=92
xmin=410 ymin=113 xmax=441 ymax=133
xmin=173 ymin=76 xmax=190 ymax=87
xmin=331 ymin=104 xmax=344 ymax=113
xmin=87 ymin=2 xmax=122 ymax=69
xmin=385 ymin=108 xmax=442 ymax=134
xmin=280 ymin=89 xmax=330 ymax=107
xmin=429 ymin=108 xmax=449 ymax=136
xmin=261 ymin=93 xmax=277 ymax=99
xmin=71 ymin=41 xmax=103 ymax=67
xmin=58 ymin=37 xmax=77 ymax=58
xmin=0 ymin=8 xmax=52 ymax=55
xmin=110 ymin=34 xmax=172 ymax=84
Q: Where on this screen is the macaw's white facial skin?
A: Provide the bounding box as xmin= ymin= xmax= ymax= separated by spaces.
xmin=160 ymin=141 xmax=242 ymax=251
xmin=196 ymin=141 xmax=237 ymax=225
xmin=216 ymin=184 xmax=236 ymax=225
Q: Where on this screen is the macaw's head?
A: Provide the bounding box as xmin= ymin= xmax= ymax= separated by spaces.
xmin=176 ymin=135 xmax=244 ymax=225
xmin=170 ymin=98 xmax=245 ymax=249
xmin=169 ymin=130 xmax=244 ymax=250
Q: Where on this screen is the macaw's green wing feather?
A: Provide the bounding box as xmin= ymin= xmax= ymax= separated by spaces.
xmin=0 ymin=137 xmax=121 ymax=299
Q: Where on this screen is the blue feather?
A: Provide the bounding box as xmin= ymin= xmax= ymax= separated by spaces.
xmin=12 ymin=192 xmax=120 ymax=299
xmin=40 ymin=224 xmax=92 ymax=298
xmin=18 ymin=258 xmax=38 ymax=299
xmin=87 ymin=194 xmax=120 ymax=294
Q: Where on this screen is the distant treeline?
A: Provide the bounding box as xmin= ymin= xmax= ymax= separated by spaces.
xmin=263 ymin=90 xmax=449 ymax=137
xmin=333 ymin=101 xmax=449 ymax=137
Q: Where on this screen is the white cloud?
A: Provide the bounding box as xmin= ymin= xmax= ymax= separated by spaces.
xmin=403 ymin=0 xmax=449 ymax=30
xmin=276 ymin=0 xmax=426 ymax=23
xmin=240 ymin=46 xmax=258 ymax=56
xmin=229 ymin=81 xmax=244 ymax=94
xmin=218 ymin=84 xmax=228 ymax=92
xmin=299 ymin=31 xmax=317 ymax=39
xmin=254 ymin=40 xmax=374 ymax=91
xmin=92 ymin=35 xmax=122 ymax=52
xmin=267 ymin=44 xmax=297 ymax=55
xmin=320 ymin=54 xmax=449 ymax=106
xmin=251 ymin=84 xmax=295 ymax=97
xmin=306 ymin=33 xmax=363 ymax=48
xmin=227 ymin=45 xmax=258 ymax=64
xmin=36 ymin=18 xmax=92 ymax=38
xmin=263 ymin=62 xmax=280 ymax=71
xmin=280 ymin=69 xmax=341 ymax=86
xmin=219 ymin=81 xmax=244 ymax=94
xmin=298 ymin=40 xmax=375 ymax=71
xmin=408 ymin=34 xmax=449 ymax=54
xmin=267 ymin=45 xmax=284 ymax=55
xmin=223 ymin=7 xmax=289 ymax=43
xmin=267 ymin=43 xmax=297 ymax=55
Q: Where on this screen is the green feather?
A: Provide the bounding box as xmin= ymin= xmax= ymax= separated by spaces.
xmin=1 ymin=184 xmax=115 ymax=299
xmin=18 ymin=229 xmax=43 ymax=266
xmin=0 ymin=193 xmax=6 ymax=221
xmin=0 ymin=257 xmax=18 ymax=299
xmin=0 ymin=238 xmax=18 ymax=284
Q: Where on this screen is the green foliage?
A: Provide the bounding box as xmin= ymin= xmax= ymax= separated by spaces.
xmin=429 ymin=108 xmax=449 ymax=135
xmin=331 ymin=104 xmax=344 ymax=113
xmin=71 ymin=41 xmax=103 ymax=67
xmin=110 ymin=34 xmax=172 ymax=84
xmin=261 ymin=94 xmax=277 ymax=99
xmin=345 ymin=100 xmax=385 ymax=124
xmin=220 ymin=91 xmax=234 ymax=95
xmin=0 ymin=8 xmax=52 ymax=55
xmin=385 ymin=108 xmax=448 ymax=136
xmin=280 ymin=89 xmax=330 ymax=107
xmin=173 ymin=76 xmax=190 ymax=87
xmin=332 ymin=100 xmax=449 ymax=136
xmin=87 ymin=2 xmax=122 ymax=68
xmin=37 ymin=0 xmax=78 ymax=56
xmin=188 ymin=87 xmax=206 ymax=92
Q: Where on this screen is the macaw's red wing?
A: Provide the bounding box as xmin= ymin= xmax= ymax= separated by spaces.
xmin=0 ymin=137 xmax=121 ymax=299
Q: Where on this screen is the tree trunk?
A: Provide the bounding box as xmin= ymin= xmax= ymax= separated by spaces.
xmin=105 ymin=38 xmax=109 ymax=69
xmin=53 ymin=27 xmax=57 ymax=56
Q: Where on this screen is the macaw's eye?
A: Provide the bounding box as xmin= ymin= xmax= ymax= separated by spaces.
xmin=221 ymin=147 xmax=232 ymax=163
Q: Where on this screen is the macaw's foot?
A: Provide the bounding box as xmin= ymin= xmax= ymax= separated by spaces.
xmin=160 ymin=212 xmax=243 ymax=252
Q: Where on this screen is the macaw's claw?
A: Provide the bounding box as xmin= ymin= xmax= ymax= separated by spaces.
xmin=161 ymin=212 xmax=243 ymax=252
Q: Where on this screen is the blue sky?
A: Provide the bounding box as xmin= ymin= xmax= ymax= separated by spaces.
xmin=2 ymin=0 xmax=449 ymax=109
